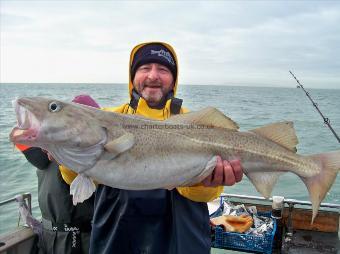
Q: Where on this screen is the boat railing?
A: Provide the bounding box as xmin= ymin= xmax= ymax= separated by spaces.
xmin=0 ymin=192 xmax=32 ymax=212
xmin=0 ymin=192 xmax=32 ymax=226
xmin=0 ymin=193 xmax=36 ymax=252
xmin=220 ymin=193 xmax=340 ymax=209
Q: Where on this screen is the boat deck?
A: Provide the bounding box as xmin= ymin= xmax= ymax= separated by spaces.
xmin=1 ymin=193 xmax=338 ymax=254
xmin=281 ymin=230 xmax=339 ymax=254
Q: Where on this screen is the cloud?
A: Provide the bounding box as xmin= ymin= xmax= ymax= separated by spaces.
xmin=1 ymin=1 xmax=340 ymax=88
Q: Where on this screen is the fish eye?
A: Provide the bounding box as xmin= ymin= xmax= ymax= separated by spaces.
xmin=48 ymin=101 xmax=62 ymax=112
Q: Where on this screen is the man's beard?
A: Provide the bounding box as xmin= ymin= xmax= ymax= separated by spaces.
xmin=137 ymin=81 xmax=171 ymax=108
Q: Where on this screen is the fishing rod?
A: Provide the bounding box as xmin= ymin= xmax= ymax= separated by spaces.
xmin=289 ymin=70 xmax=340 ymax=143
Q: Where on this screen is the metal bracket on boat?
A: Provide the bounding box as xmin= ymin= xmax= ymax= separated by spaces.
xmin=285 ymin=202 xmax=294 ymax=241
xmin=15 ymin=193 xmax=33 ymax=227
xmin=0 ymin=193 xmax=32 ymax=212
xmin=0 ymin=193 xmax=32 ymax=227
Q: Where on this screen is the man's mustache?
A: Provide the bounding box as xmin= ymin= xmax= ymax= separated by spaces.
xmin=143 ymin=81 xmax=163 ymax=87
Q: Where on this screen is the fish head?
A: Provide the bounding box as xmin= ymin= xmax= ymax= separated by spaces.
xmin=10 ymin=97 xmax=108 ymax=172
xmin=10 ymin=97 xmax=106 ymax=147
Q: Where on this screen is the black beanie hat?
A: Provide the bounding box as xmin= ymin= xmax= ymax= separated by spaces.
xmin=131 ymin=43 xmax=177 ymax=81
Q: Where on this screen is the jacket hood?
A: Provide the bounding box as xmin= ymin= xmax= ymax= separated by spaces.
xmin=128 ymin=41 xmax=179 ymax=98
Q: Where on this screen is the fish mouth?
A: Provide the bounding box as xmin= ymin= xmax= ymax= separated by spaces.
xmin=9 ymin=99 xmax=40 ymax=143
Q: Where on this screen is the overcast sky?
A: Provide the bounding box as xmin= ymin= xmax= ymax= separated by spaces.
xmin=1 ymin=1 xmax=340 ymax=88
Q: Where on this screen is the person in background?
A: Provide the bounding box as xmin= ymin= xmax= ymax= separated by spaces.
xmin=86 ymin=42 xmax=244 ymax=254
xmin=16 ymin=95 xmax=99 ymax=254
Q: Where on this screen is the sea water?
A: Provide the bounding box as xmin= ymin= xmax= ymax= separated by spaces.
xmin=0 ymin=83 xmax=339 ymax=234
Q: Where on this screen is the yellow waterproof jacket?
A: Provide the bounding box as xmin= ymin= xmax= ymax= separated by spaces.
xmin=60 ymin=41 xmax=223 ymax=202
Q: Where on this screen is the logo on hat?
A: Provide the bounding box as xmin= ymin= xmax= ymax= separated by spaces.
xmin=150 ymin=49 xmax=175 ymax=66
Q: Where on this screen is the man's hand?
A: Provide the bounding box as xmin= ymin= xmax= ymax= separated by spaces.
xmin=202 ymin=156 xmax=243 ymax=187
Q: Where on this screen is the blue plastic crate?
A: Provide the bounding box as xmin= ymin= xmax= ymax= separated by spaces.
xmin=213 ymin=212 xmax=276 ymax=254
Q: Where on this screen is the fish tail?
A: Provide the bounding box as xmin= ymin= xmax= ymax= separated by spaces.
xmin=302 ymin=150 xmax=340 ymax=223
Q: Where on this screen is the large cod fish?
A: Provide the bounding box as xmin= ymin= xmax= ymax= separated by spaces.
xmin=10 ymin=97 xmax=340 ymax=222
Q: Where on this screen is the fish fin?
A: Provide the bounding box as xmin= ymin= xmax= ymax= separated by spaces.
xmin=50 ymin=141 xmax=106 ymax=173
xmin=247 ymin=172 xmax=283 ymax=198
xmin=104 ymin=132 xmax=135 ymax=158
xmin=70 ymin=173 xmax=96 ymax=205
xmin=165 ymin=107 xmax=239 ymax=130
xmin=250 ymin=121 xmax=298 ymax=152
xmin=301 ymin=151 xmax=340 ymax=223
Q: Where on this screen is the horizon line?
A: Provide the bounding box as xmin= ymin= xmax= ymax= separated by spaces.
xmin=0 ymin=82 xmax=338 ymax=90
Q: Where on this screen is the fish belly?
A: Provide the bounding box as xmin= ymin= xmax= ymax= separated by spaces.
xmin=86 ymin=150 xmax=213 ymax=190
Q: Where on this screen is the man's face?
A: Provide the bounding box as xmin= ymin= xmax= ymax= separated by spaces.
xmin=133 ymin=63 xmax=174 ymax=107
